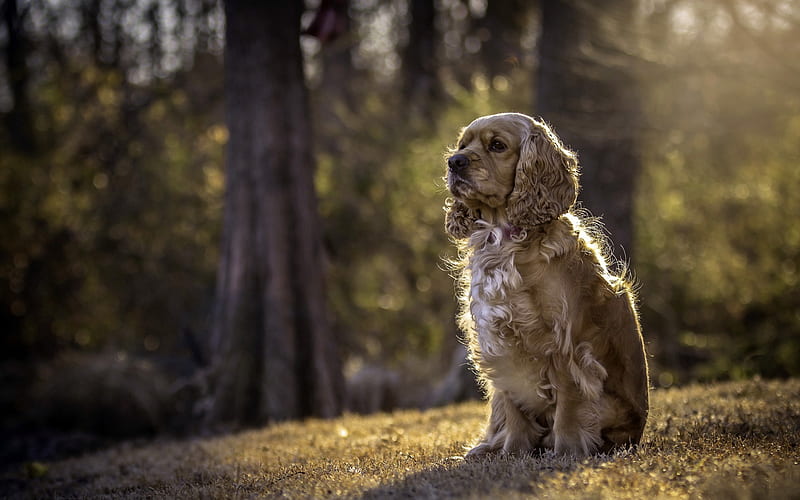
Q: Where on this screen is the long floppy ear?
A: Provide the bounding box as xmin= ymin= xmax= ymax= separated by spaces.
xmin=506 ymin=123 xmax=579 ymax=228
xmin=444 ymin=198 xmax=479 ymax=239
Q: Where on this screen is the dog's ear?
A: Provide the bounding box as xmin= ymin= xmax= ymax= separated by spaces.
xmin=507 ymin=122 xmax=579 ymax=229
xmin=445 ymin=198 xmax=479 ymax=239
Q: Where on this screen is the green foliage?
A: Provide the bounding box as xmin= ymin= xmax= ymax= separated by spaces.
xmin=635 ymin=1 xmax=800 ymax=383
xmin=0 ymin=60 xmax=224 ymax=356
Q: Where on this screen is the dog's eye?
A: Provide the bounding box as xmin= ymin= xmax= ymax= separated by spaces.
xmin=489 ymin=140 xmax=507 ymax=152
xmin=458 ymin=143 xmax=466 ymax=150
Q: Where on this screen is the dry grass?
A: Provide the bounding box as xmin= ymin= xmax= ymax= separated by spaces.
xmin=4 ymin=378 xmax=800 ymax=499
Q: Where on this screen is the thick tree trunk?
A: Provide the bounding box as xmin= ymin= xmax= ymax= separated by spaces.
xmin=208 ymin=0 xmax=343 ymax=425
xmin=536 ymin=0 xmax=642 ymax=261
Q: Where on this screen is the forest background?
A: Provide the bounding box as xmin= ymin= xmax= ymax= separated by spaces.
xmin=1 ymin=0 xmax=799 ymax=455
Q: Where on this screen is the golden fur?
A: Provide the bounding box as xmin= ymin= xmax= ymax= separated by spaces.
xmin=444 ymin=113 xmax=649 ymax=457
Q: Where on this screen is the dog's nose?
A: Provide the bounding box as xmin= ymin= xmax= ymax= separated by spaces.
xmin=448 ymin=154 xmax=470 ymax=173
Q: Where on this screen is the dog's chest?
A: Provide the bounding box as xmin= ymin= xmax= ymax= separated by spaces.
xmin=468 ymin=235 xmax=545 ymax=357
xmin=466 ymin=227 xmax=559 ymax=411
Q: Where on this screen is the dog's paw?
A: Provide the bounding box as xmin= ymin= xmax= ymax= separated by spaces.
xmin=553 ymin=428 xmax=600 ymax=457
xmin=502 ymin=432 xmax=545 ymax=455
xmin=502 ymin=436 xmax=531 ymax=455
xmin=464 ymin=442 xmax=499 ymax=460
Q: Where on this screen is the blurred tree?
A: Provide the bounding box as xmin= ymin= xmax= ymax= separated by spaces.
xmin=206 ymin=0 xmax=343 ymax=425
xmin=402 ymin=0 xmax=439 ymax=114
xmin=0 ymin=0 xmax=225 ymax=360
xmin=473 ymin=0 xmax=532 ymax=79
xmin=536 ymin=0 xmax=642 ymax=261
xmin=2 ymin=0 xmax=34 ymax=154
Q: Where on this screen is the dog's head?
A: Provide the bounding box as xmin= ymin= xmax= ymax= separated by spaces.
xmin=445 ymin=113 xmax=579 ymax=239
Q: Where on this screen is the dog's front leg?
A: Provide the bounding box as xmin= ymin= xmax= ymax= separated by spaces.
xmin=500 ymin=391 xmax=547 ymax=454
xmin=467 ymin=389 xmax=545 ymax=458
xmin=466 ymin=389 xmax=506 ymax=458
xmin=552 ymin=381 xmax=602 ymax=456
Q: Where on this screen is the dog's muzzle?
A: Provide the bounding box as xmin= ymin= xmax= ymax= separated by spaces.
xmin=447 ymin=154 xmax=470 ymax=175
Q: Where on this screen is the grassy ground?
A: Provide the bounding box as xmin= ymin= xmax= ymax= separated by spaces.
xmin=3 ymin=378 xmax=799 ymax=499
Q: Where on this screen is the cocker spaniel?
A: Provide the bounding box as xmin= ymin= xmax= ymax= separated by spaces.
xmin=444 ymin=112 xmax=649 ymax=457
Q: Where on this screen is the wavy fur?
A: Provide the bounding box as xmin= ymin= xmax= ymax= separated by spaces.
xmin=444 ymin=113 xmax=649 ymax=457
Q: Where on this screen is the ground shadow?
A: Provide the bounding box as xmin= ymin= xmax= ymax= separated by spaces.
xmin=357 ymin=451 xmax=622 ymax=499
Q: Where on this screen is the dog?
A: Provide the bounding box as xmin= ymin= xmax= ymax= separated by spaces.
xmin=444 ymin=112 xmax=649 ymax=457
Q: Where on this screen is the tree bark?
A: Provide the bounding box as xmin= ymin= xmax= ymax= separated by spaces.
xmin=536 ymin=0 xmax=642 ymax=261
xmin=208 ymin=0 xmax=343 ymax=425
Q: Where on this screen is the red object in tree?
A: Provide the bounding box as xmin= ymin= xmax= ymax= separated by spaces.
xmin=304 ymin=0 xmax=348 ymax=43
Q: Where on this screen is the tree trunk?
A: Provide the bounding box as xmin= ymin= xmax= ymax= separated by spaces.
xmin=402 ymin=0 xmax=439 ymax=114
xmin=535 ymin=0 xmax=642 ymax=261
xmin=3 ymin=0 xmax=35 ymax=154
xmin=208 ymin=0 xmax=343 ymax=425
xmin=475 ymin=0 xmax=531 ymax=79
